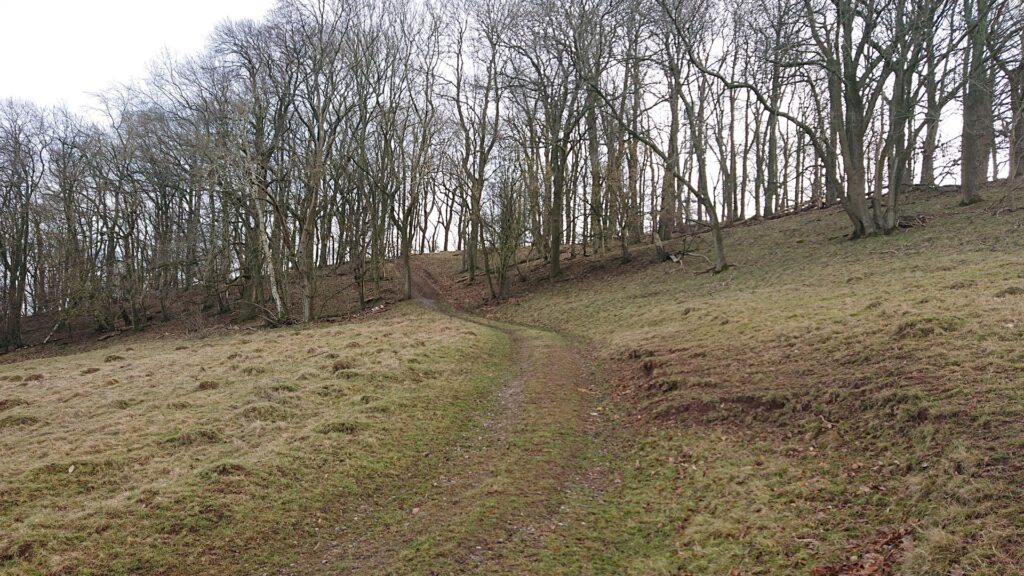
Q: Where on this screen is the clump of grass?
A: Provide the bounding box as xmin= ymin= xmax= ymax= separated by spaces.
xmin=253 ymin=384 xmax=296 ymax=402
xmin=81 ymin=367 xmax=100 ymax=375
xmin=314 ymin=421 xmax=359 ymax=434
xmin=104 ymin=354 xmax=125 ymax=363
xmin=25 ymin=459 xmax=130 ymax=497
xmin=196 ymin=380 xmax=220 ymax=391
xmin=362 ymin=404 xmax=390 ymax=415
xmin=0 ymin=537 xmax=40 ymax=563
xmin=269 ymin=381 xmax=298 ymax=392
xmin=240 ymin=365 xmax=265 ymax=376
xmin=994 ymin=285 xmax=1024 ymax=297
xmin=164 ymin=428 xmax=223 ymax=446
xmin=200 ymin=461 xmax=249 ymax=479
xmin=0 ymin=414 xmax=39 ymax=428
xmin=23 ymin=374 xmax=43 ymax=382
xmin=948 ymin=279 xmax=976 ymax=289
xmin=0 ymin=398 xmax=29 ymax=412
xmin=316 ymin=383 xmax=347 ymax=397
xmin=331 ymin=358 xmax=354 ymax=372
xmin=894 ymin=315 xmax=965 ymax=339
xmin=239 ymin=403 xmax=291 ymax=422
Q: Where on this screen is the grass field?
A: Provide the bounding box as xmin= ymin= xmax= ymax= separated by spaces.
xmin=0 ymin=304 xmax=509 ymax=575
xmin=476 ymin=184 xmax=1024 ymax=574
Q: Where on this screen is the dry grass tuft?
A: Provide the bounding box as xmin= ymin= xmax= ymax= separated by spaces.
xmin=994 ymin=285 xmax=1024 ymax=297
xmin=314 ymin=421 xmax=359 ymax=434
xmin=239 ymin=402 xmax=291 ymax=422
xmin=893 ymin=315 xmax=965 ymax=339
xmin=201 ymin=461 xmax=249 ymax=478
xmin=164 ymin=428 xmax=223 ymax=446
xmin=331 ymin=358 xmax=354 ymax=372
xmin=197 ymin=379 xmax=220 ymax=391
xmin=0 ymin=414 xmax=39 ymax=428
xmin=0 ymin=398 xmax=29 ymax=412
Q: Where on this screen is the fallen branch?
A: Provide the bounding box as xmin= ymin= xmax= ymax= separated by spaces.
xmin=42 ymin=319 xmax=64 ymax=345
xmin=669 ymin=251 xmax=713 ymax=267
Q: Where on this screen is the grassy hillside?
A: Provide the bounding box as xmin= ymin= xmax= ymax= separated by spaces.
xmin=5 ymin=183 xmax=1024 ymax=575
xmin=473 ymin=183 xmax=1024 ymax=574
xmin=0 ymin=304 xmax=509 ymax=575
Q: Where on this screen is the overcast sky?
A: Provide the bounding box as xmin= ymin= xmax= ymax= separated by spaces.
xmin=0 ymin=0 xmax=276 ymax=112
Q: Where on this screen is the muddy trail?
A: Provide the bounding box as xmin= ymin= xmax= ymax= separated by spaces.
xmin=285 ymin=266 xmax=608 ymax=574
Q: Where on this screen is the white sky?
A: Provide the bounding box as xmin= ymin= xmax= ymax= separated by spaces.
xmin=0 ymin=0 xmax=277 ymax=112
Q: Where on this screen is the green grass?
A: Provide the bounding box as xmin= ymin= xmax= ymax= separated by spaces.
xmin=0 ymin=303 xmax=510 ymax=575
xmin=486 ymin=185 xmax=1024 ymax=574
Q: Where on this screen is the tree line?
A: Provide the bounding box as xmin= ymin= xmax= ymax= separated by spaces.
xmin=2 ymin=0 xmax=1022 ymax=350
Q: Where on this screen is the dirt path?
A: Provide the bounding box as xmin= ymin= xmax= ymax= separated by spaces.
xmin=286 ymin=268 xmax=601 ymax=574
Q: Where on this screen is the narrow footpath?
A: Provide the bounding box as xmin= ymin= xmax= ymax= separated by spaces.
xmin=290 ymin=266 xmax=606 ymax=574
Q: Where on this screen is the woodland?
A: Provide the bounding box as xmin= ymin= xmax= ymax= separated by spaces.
xmin=5 ymin=1 xmax=1024 ymax=574
xmin=2 ymin=0 xmax=1022 ymax=351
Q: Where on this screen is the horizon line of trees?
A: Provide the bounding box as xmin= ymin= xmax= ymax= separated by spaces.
xmin=1 ymin=0 xmax=1022 ymax=351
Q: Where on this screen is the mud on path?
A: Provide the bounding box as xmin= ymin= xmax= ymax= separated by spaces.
xmin=285 ymin=266 xmax=605 ymax=574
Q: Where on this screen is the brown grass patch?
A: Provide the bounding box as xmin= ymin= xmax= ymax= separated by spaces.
xmin=0 ymin=398 xmax=29 ymax=412
xmin=994 ymin=285 xmax=1024 ymax=297
xmin=197 ymin=380 xmax=220 ymax=391
xmin=314 ymin=421 xmax=359 ymax=434
xmin=0 ymin=414 xmax=40 ymax=428
xmin=331 ymin=358 xmax=354 ymax=372
xmin=1 ymin=303 xmax=503 ymax=575
xmin=164 ymin=428 xmax=223 ymax=446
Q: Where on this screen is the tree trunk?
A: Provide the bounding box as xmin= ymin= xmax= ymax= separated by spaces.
xmin=961 ymin=0 xmax=991 ymax=205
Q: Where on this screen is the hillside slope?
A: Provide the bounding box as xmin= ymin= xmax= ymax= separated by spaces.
xmin=5 ymin=182 xmax=1024 ymax=575
xmin=422 ymin=182 xmax=1024 ymax=575
xmin=1 ymin=305 xmax=516 ymax=574
xmin=2 ymin=297 xmax=603 ymax=575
